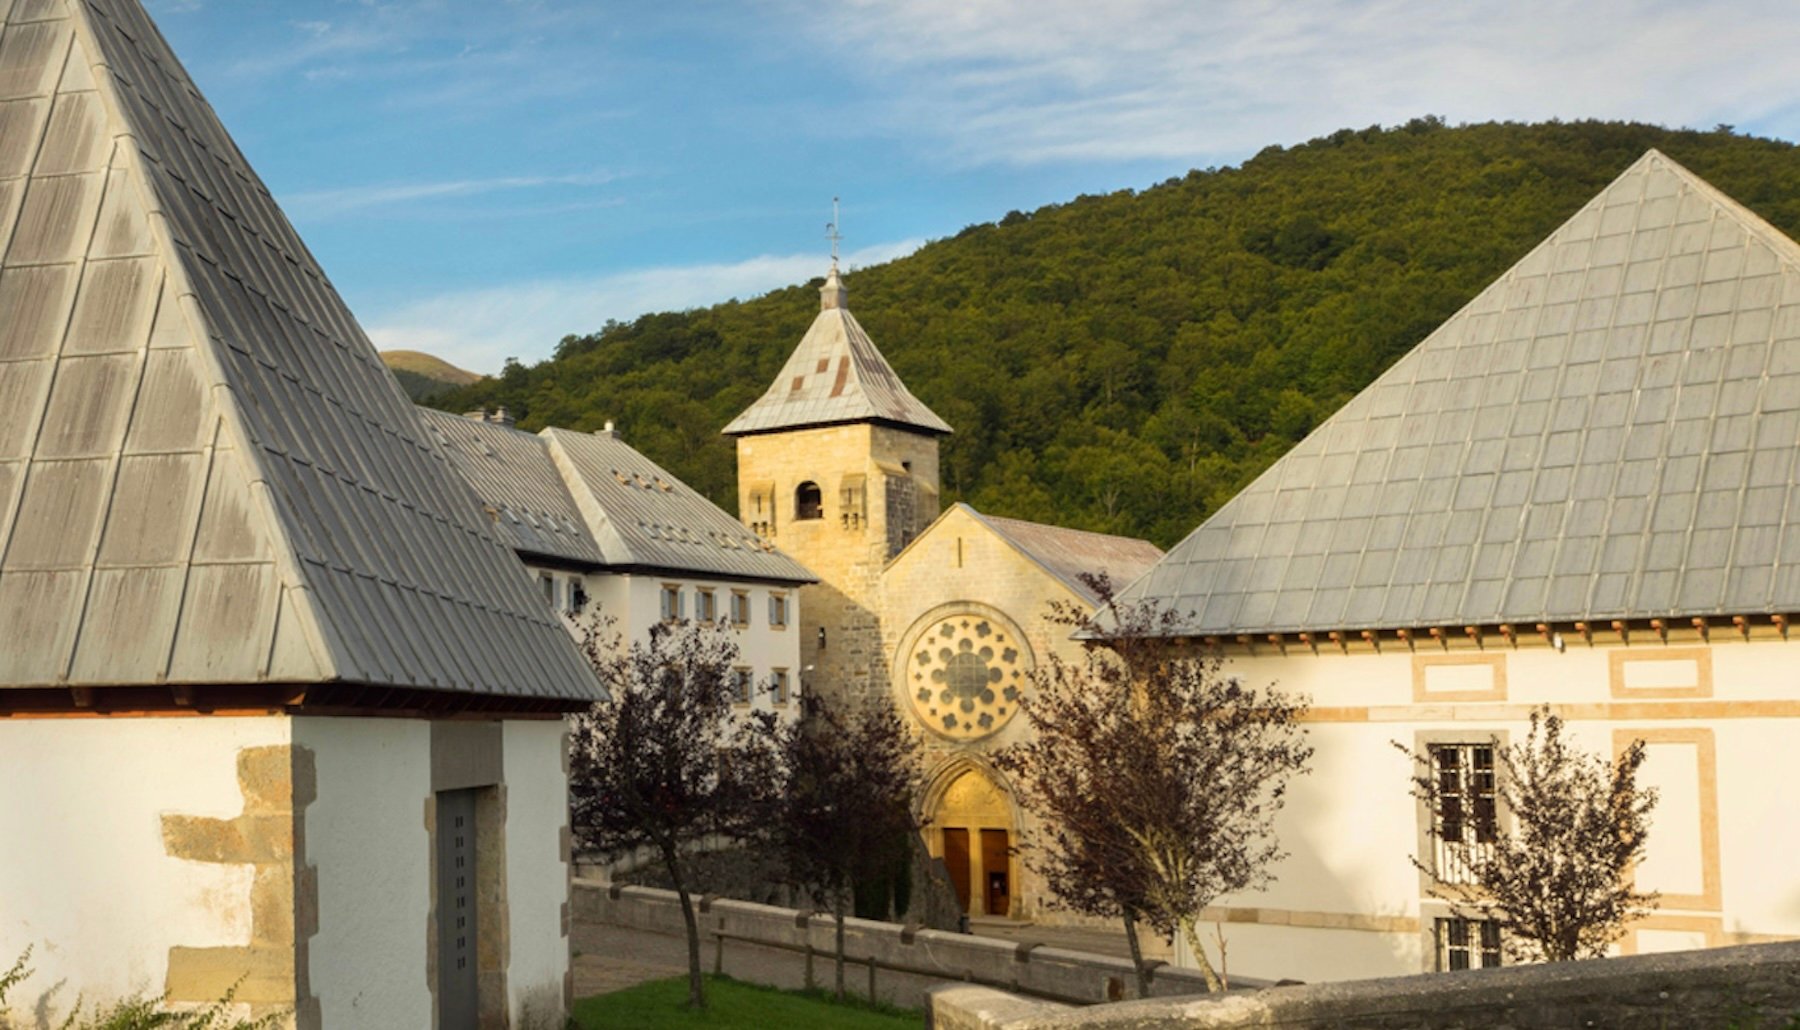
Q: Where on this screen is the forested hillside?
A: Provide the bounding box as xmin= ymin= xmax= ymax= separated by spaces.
xmin=436 ymin=120 xmax=1800 ymax=547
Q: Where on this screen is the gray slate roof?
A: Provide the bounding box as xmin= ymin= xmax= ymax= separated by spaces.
xmin=1121 ymin=150 xmax=1800 ymax=636
xmin=418 ymin=409 xmax=605 ymax=567
xmin=0 ymin=0 xmax=600 ymax=701
xmin=542 ymin=427 xmax=816 ymax=585
xmin=966 ymin=507 xmax=1164 ymax=607
xmin=722 ymin=267 xmax=952 ymax=437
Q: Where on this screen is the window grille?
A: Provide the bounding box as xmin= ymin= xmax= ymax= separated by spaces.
xmin=1429 ymin=743 xmax=1497 ymax=883
xmin=1435 ymin=917 xmax=1502 ymax=971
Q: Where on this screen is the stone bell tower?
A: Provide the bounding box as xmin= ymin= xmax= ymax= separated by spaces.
xmin=723 ymin=263 xmax=951 ymax=704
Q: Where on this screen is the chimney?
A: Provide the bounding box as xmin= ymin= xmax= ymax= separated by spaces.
xmin=489 ymin=406 xmax=516 ymax=428
xmin=598 ymin=419 xmax=621 ymax=440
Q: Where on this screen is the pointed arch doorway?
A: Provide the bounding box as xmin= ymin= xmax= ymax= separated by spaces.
xmin=926 ymin=764 xmax=1019 ymax=918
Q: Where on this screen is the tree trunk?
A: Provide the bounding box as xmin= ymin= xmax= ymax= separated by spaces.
xmin=834 ymin=887 xmax=848 ymax=1000
xmin=1177 ymin=915 xmax=1224 ymax=993
xmin=663 ymin=843 xmax=707 ymax=1010
xmin=1121 ymin=907 xmax=1151 ymax=999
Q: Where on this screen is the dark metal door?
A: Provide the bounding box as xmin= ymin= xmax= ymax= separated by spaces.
xmin=437 ymin=789 xmax=478 ymax=1029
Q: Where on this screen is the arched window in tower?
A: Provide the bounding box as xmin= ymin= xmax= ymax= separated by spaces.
xmin=795 ymin=481 xmax=824 ymax=520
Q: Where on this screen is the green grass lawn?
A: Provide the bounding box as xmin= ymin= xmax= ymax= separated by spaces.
xmin=573 ymin=975 xmax=924 ymax=1029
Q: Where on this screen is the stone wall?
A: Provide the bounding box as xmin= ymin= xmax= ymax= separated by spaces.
xmin=733 ymin=422 xmax=940 ymax=707
xmin=574 ymin=881 xmax=1231 ymax=1005
xmin=928 ymin=939 xmax=1800 ymax=1028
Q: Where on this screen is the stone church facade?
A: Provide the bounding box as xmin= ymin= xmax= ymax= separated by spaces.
xmin=724 ymin=268 xmax=1161 ymax=922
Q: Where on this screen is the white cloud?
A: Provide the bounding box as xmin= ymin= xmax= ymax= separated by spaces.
xmin=282 ymin=171 xmax=619 ymax=219
xmin=363 ymin=240 xmax=924 ymax=374
xmin=803 ymin=0 xmax=1800 ymax=165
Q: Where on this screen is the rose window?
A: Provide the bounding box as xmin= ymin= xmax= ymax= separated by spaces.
xmin=902 ymin=613 xmax=1030 ymax=742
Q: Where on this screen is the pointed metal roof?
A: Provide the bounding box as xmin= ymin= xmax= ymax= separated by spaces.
xmin=1122 ymin=150 xmax=1800 ymax=636
xmin=722 ymin=266 xmax=952 ymax=437
xmin=0 ymin=0 xmax=600 ymax=702
xmin=542 ymin=428 xmax=816 ymax=585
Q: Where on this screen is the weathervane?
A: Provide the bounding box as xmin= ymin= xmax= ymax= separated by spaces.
xmin=826 ymin=196 xmax=842 ymax=270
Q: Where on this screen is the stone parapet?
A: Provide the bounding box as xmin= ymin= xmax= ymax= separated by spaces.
xmin=573 ymin=880 xmax=1225 ymax=1005
xmin=928 ymin=939 xmax=1800 ymax=1028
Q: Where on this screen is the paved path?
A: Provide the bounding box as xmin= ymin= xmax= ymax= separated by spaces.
xmin=572 ymin=912 xmax=1150 ymax=1008
xmin=573 ymin=921 xmax=950 ymax=1010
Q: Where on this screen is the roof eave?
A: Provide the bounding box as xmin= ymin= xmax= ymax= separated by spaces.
xmin=723 ymin=414 xmax=953 ymax=439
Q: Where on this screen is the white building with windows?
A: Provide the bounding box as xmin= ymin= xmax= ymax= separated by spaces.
xmin=1119 ymin=151 xmax=1800 ymax=982
xmin=422 ymin=410 xmax=814 ymax=720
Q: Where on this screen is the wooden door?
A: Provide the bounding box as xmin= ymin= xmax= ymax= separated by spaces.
xmin=942 ymin=827 xmax=972 ymax=912
xmin=981 ymin=828 xmax=1010 ymax=917
xmin=437 ymin=789 xmax=479 ymax=1028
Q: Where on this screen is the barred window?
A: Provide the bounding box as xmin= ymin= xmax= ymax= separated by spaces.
xmin=1429 ymin=742 xmax=1497 ymax=882
xmin=1436 ymin=917 xmax=1502 ymax=971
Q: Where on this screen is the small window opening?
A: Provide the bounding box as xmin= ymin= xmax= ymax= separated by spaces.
xmin=795 ymin=481 xmax=823 ymax=520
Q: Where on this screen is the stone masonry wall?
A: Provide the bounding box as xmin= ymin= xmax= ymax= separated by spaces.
xmin=929 ymin=940 xmax=1800 ymax=1029
xmin=734 ymin=423 xmax=940 ymax=707
xmin=882 ymin=506 xmax=1121 ymax=928
xmin=575 ymin=881 xmax=1228 ymax=1006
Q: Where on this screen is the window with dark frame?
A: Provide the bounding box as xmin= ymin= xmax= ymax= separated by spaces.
xmin=1436 ymin=917 xmax=1502 ymax=970
xmin=1429 ymin=742 xmax=1498 ymax=882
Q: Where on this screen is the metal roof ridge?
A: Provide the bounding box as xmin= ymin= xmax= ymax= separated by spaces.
xmin=540 ymin=429 xmax=638 ymax=566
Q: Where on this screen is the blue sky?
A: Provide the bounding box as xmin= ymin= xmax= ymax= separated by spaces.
xmin=148 ymin=0 xmax=1800 ymax=374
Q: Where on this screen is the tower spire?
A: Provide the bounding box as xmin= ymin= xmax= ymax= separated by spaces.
xmin=820 ymin=197 xmax=848 ymax=311
xmin=826 ymin=196 xmax=842 ymax=271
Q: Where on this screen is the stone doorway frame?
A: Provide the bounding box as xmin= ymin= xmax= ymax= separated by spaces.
xmin=919 ymin=755 xmax=1022 ymax=919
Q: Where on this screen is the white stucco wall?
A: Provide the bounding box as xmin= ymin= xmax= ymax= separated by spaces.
xmin=577 ymin=571 xmax=803 ymax=722
xmin=1175 ymin=636 xmax=1800 ymax=984
xmin=502 ymin=720 xmax=572 ymax=1025
xmin=294 ymin=717 xmax=433 ymax=1029
xmin=0 ymin=716 xmax=289 ymax=1020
